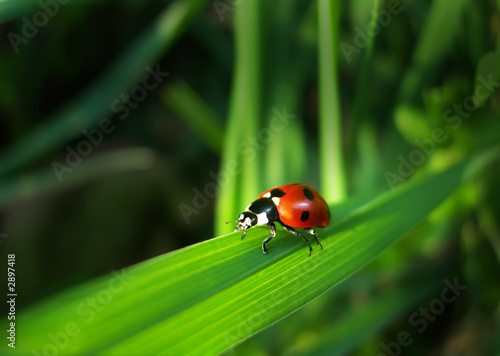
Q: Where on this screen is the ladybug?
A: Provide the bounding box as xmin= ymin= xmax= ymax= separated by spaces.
xmin=229 ymin=183 xmax=331 ymax=256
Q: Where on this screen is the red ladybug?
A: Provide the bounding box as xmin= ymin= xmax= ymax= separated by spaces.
xmin=229 ymin=183 xmax=331 ymax=256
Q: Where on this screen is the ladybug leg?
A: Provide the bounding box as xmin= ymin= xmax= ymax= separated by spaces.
xmin=262 ymin=222 xmax=277 ymax=255
xmin=281 ymin=224 xmax=313 ymax=256
xmin=304 ymin=228 xmax=323 ymax=250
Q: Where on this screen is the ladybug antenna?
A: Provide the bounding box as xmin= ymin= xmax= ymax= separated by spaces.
xmin=226 ymin=220 xmax=238 ymax=224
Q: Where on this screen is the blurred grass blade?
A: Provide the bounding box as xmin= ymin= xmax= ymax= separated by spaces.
xmin=5 ymin=144 xmax=498 ymax=356
xmin=262 ymin=0 xmax=307 ymax=187
xmin=287 ymin=263 xmax=450 ymax=355
xmin=0 ymin=0 xmax=105 ymax=23
xmin=299 ymin=287 xmax=434 ymax=356
xmin=398 ymin=0 xmax=468 ymax=102
xmin=318 ymin=0 xmax=347 ymax=202
xmin=0 ymin=0 xmax=40 ymax=24
xmin=0 ymin=147 xmax=157 ymax=209
xmin=214 ymin=0 xmax=264 ymax=235
xmin=348 ymin=0 xmax=381 ymax=162
xmin=232 ymin=0 xmax=263 ymax=205
xmin=161 ymin=80 xmax=224 ymax=154
xmin=0 ymin=0 xmax=208 ymax=178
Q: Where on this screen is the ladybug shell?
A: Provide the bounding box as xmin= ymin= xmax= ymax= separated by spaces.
xmin=258 ymin=183 xmax=331 ymax=229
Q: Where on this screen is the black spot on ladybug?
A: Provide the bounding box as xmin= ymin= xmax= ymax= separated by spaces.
xmin=300 ymin=211 xmax=310 ymax=222
xmin=270 ymin=188 xmax=286 ymax=198
xmin=303 ymin=188 xmax=314 ymax=201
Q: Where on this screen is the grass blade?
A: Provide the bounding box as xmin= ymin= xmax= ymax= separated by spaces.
xmin=398 ymin=0 xmax=468 ymax=102
xmin=348 ymin=0 xmax=382 ymax=162
xmin=161 ymin=80 xmax=224 ymax=154
xmin=214 ymin=0 xmax=264 ymax=235
xmin=318 ymin=0 xmax=347 ymax=202
xmin=0 ymin=0 xmax=106 ymax=23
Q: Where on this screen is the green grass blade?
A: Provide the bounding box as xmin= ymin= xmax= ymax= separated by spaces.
xmin=0 ymin=0 xmax=38 ymax=23
xmin=214 ymin=0 xmax=264 ymax=235
xmin=5 ymin=145 xmax=499 ymax=356
xmin=318 ymin=0 xmax=347 ymax=202
xmin=231 ymin=0 xmax=263 ymax=205
xmin=348 ymin=0 xmax=381 ymax=162
xmin=262 ymin=0 xmax=308 ymax=187
xmin=398 ymin=0 xmax=468 ymax=102
xmin=0 ymin=0 xmax=106 ymax=23
xmin=0 ymin=0 xmax=208 ymax=178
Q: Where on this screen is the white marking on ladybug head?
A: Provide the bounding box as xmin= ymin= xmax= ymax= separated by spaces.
xmin=263 ymin=192 xmax=271 ymax=198
xmin=238 ymin=217 xmax=252 ymax=229
xmin=234 ymin=212 xmax=257 ymax=232
xmin=272 ymin=197 xmax=280 ymax=206
xmin=255 ymin=212 xmax=269 ymax=226
xmin=235 ymin=221 xmax=249 ymax=232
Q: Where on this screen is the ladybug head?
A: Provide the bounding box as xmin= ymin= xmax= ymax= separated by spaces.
xmin=233 ymin=212 xmax=257 ymax=239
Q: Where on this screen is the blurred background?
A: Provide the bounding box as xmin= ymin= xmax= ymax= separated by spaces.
xmin=1 ymin=0 xmax=500 ymax=354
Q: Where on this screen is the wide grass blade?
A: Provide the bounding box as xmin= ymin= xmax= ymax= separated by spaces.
xmin=4 ymin=145 xmax=498 ymax=356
